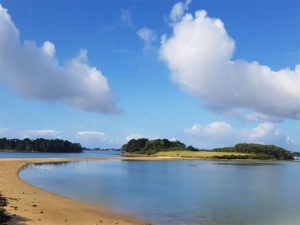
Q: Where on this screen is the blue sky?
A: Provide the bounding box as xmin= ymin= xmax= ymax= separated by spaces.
xmin=0 ymin=0 xmax=299 ymax=150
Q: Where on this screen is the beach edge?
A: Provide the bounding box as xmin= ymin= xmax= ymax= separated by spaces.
xmin=0 ymin=157 xmax=153 ymax=225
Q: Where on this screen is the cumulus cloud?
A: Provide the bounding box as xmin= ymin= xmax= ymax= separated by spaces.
xmin=170 ymin=137 xmax=177 ymax=142
xmin=125 ymin=134 xmax=144 ymax=142
xmin=76 ymin=131 xmax=111 ymax=148
xmin=124 ymin=133 xmax=163 ymax=142
xmin=137 ymin=28 xmax=157 ymax=51
xmin=77 ymin=131 xmax=106 ymax=139
xmin=0 ymin=128 xmax=9 ymax=133
xmin=0 ymin=128 xmax=62 ymax=139
xmin=185 ymin=121 xmax=295 ymax=150
xmin=76 ymin=132 xmax=160 ymax=148
xmin=0 ymin=4 xmax=118 ymax=113
xmin=76 ymin=131 xmax=139 ymax=149
xmin=246 ymin=122 xmax=292 ymax=146
xmin=120 ymin=8 xmax=133 ymax=27
xmin=219 ymin=109 xmax=281 ymax=122
xmin=170 ymin=0 xmax=191 ymax=23
xmin=241 ymin=111 xmax=280 ymax=122
xmin=23 ymin=129 xmax=61 ymax=139
xmin=0 ymin=128 xmax=11 ymax=138
xmin=160 ymin=6 xmax=300 ymax=120
xmin=185 ymin=121 xmax=234 ymax=148
xmin=185 ymin=121 xmax=232 ymax=136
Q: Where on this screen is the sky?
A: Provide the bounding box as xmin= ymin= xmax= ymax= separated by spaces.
xmin=0 ymin=0 xmax=299 ymax=150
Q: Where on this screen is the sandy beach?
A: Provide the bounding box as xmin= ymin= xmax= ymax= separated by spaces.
xmin=0 ymin=157 xmax=153 ymax=225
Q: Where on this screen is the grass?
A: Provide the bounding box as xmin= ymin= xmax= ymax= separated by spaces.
xmin=154 ymin=150 xmax=253 ymax=159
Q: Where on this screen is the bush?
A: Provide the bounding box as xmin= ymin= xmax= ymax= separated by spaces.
xmin=212 ymin=143 xmax=293 ymax=160
xmin=122 ymin=138 xmax=193 ymax=154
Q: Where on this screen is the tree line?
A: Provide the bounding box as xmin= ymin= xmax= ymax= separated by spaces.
xmin=212 ymin=143 xmax=294 ymax=160
xmin=122 ymin=138 xmax=296 ymax=160
xmin=122 ymin=138 xmax=198 ymax=155
xmin=0 ymin=138 xmax=82 ymax=153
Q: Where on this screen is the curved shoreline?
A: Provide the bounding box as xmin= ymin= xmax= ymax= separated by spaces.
xmin=0 ymin=157 xmax=154 ymax=225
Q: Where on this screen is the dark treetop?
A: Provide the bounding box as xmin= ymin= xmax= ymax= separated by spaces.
xmin=0 ymin=138 xmax=82 ymax=153
xmin=122 ymin=138 xmax=197 ymax=155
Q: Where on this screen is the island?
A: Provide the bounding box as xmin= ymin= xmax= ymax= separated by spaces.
xmin=122 ymin=138 xmax=296 ymax=160
xmin=0 ymin=138 xmax=83 ymax=153
xmin=293 ymin=151 xmax=300 ymax=157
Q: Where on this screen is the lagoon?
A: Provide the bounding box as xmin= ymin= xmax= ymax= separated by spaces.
xmin=20 ymin=160 xmax=300 ymax=225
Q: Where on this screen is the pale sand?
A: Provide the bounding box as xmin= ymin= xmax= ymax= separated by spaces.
xmin=0 ymin=157 xmax=156 ymax=225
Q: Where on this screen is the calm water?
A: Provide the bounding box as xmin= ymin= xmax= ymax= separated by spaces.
xmin=0 ymin=150 xmax=120 ymax=158
xmin=20 ymin=160 xmax=300 ymax=225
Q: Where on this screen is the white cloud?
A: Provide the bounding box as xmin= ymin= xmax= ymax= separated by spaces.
xmin=244 ymin=112 xmax=279 ymax=122
xmin=0 ymin=128 xmax=8 ymax=133
xmin=170 ymin=137 xmax=177 ymax=142
xmin=77 ymin=131 xmax=106 ymax=139
xmin=185 ymin=121 xmax=234 ymax=148
xmin=137 ymin=27 xmax=157 ymax=51
xmin=124 ymin=133 xmax=164 ymax=143
xmin=42 ymin=41 xmax=55 ymax=57
xmin=120 ymin=8 xmax=133 ymax=27
xmin=185 ymin=121 xmax=232 ymax=136
xmin=76 ymin=131 xmax=111 ymax=148
xmin=0 ymin=4 xmax=118 ymax=114
xmin=220 ymin=109 xmax=281 ymax=122
xmin=160 ymin=7 xmax=300 ymax=120
xmin=0 ymin=128 xmax=10 ymax=137
xmin=246 ymin=122 xmax=292 ymax=146
xmin=1 ymin=128 xmax=62 ymax=139
xmin=170 ymin=0 xmax=191 ymax=23
xmin=24 ymin=129 xmax=61 ymax=139
xmin=185 ymin=121 xmax=295 ymax=150
xmin=125 ymin=134 xmax=144 ymax=142
xmin=247 ymin=123 xmax=276 ymax=139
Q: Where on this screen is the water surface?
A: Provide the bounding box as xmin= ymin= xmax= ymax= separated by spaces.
xmin=0 ymin=150 xmax=120 ymax=158
xmin=20 ymin=160 xmax=300 ymax=225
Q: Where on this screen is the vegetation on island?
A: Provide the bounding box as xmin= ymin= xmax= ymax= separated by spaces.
xmin=155 ymin=150 xmax=252 ymax=159
xmin=293 ymin=151 xmax=300 ymax=157
xmin=122 ymin=138 xmax=198 ymax=155
xmin=122 ymin=138 xmax=295 ymax=160
xmin=0 ymin=138 xmax=82 ymax=153
xmin=212 ymin=143 xmax=294 ymax=160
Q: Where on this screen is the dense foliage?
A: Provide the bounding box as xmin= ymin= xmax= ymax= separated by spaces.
xmin=213 ymin=143 xmax=294 ymax=160
xmin=123 ymin=139 xmax=295 ymax=160
xmin=0 ymin=138 xmax=82 ymax=153
xmin=122 ymin=138 xmax=197 ymax=155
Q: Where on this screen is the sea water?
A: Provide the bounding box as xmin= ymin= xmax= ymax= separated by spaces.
xmin=0 ymin=150 xmax=120 ymax=158
xmin=20 ymin=160 xmax=300 ymax=225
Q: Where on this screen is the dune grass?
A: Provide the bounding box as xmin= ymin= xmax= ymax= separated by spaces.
xmin=154 ymin=150 xmax=252 ymax=159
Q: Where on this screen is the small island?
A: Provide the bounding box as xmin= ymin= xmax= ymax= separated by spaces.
xmin=0 ymin=138 xmax=83 ymax=153
xmin=122 ymin=138 xmax=296 ymax=160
